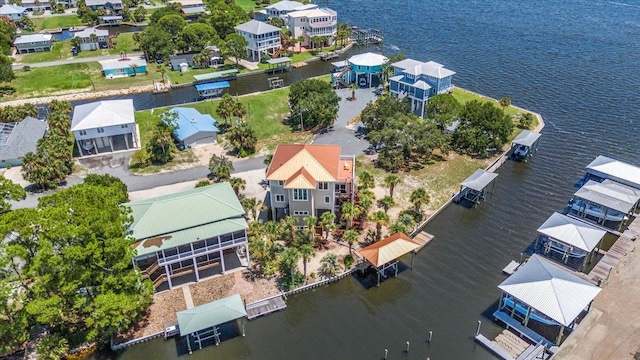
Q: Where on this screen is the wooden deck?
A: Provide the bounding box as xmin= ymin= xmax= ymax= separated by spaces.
xmin=412 ymin=231 xmax=434 ymax=252
xmin=246 ymin=295 xmax=287 ymax=320
xmin=588 ymin=217 xmax=639 ymax=282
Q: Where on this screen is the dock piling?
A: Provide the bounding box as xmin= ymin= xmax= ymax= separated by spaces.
xmin=383 ymin=348 xmax=388 ymax=359
xmin=428 ymin=331 xmax=433 ymax=342
xmin=476 ymin=321 xmax=482 ymax=336
xmin=405 ymin=341 xmax=409 ymax=352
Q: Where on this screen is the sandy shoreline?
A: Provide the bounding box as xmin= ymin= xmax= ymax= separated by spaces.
xmin=0 ymin=84 xmax=156 ymax=107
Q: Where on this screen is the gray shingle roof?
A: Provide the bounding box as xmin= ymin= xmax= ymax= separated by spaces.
xmin=0 ymin=117 xmax=47 ymax=161
xmin=0 ymin=4 xmax=27 ymax=15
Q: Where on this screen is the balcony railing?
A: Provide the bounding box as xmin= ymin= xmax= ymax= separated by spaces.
xmin=157 ymin=237 xmax=247 ymax=266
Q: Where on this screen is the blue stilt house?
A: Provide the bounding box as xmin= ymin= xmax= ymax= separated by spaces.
xmin=331 ymin=52 xmax=388 ymax=88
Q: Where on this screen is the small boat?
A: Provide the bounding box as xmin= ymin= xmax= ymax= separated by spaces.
xmin=513 ymin=144 xmax=530 ymax=160
xmin=502 ymin=297 xmax=560 ymax=326
xmin=570 ymin=199 xmax=628 ymax=222
xmin=544 ymin=239 xmax=587 ymax=259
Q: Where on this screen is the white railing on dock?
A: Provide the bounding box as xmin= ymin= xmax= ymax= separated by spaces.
xmin=284 ymin=268 xmax=355 ymax=296
xmin=111 ymin=331 xmax=164 ymax=351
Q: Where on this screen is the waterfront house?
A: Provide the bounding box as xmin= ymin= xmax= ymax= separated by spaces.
xmin=99 ymin=56 xmax=147 ymax=78
xmin=0 ymin=117 xmax=46 ymax=168
xmin=169 ymin=47 xmax=222 ymax=71
xmin=495 ymin=254 xmax=601 ymax=346
xmin=85 ymin=0 xmax=122 ymax=11
xmin=19 ymin=0 xmax=48 ymax=11
xmin=169 ymin=0 xmax=205 ymax=18
xmin=13 ymin=34 xmax=52 ymax=54
xmin=389 ymin=58 xmax=456 ymax=118
xmin=266 ymin=144 xmax=355 ymax=225
xmin=286 ymin=7 xmax=337 ymax=48
xmin=0 ymin=4 xmax=27 ymax=21
xmin=125 ymin=183 xmax=249 ymax=291
xmin=265 ymin=0 xmax=302 ymax=19
xmin=234 ymin=20 xmax=281 ymax=62
xmin=73 ymin=27 xmax=109 ymax=51
xmin=585 ymin=155 xmax=640 ymax=190
xmin=71 ymin=99 xmax=139 ymax=156
xmin=169 ymin=107 xmax=219 ymax=148
xmin=332 ymin=52 xmax=388 ymax=89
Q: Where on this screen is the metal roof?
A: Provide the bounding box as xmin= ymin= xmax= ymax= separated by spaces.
xmin=0 ymin=117 xmax=46 ymax=161
xmin=182 ymin=6 xmax=205 ymax=14
xmin=331 ymin=60 xmax=349 ymax=68
xmin=0 ymin=4 xmax=27 ymax=14
xmin=512 ymin=130 xmax=542 ymax=147
xmin=348 ymin=52 xmax=388 ymax=67
xmin=99 ymin=56 xmax=147 ymax=71
xmin=266 ymin=57 xmax=291 ymax=65
xmin=537 ymin=212 xmax=606 ymax=252
xmin=194 ymin=81 xmax=230 ymax=92
xmin=124 ymin=183 xmax=246 ymax=250
xmin=99 ymin=15 xmax=122 ymax=20
xmin=586 ymin=155 xmax=640 ymax=189
xmin=360 ymin=233 xmax=421 ymax=267
xmin=574 ymin=180 xmax=639 ymax=214
xmin=498 ymin=254 xmax=601 ymax=327
xmin=169 ymin=107 xmax=219 ymax=141
xmin=193 ymin=69 xmax=238 ymax=82
xmin=460 ymin=169 xmax=498 ymax=192
xmin=71 ymin=99 xmax=134 ymax=131
xmin=85 ymin=0 xmax=122 ymax=6
xmin=391 ymin=58 xmax=455 ymax=79
xmin=234 ymin=20 xmax=280 ymax=35
xmin=177 ymin=294 xmax=247 ymax=335
xmin=265 ymin=0 xmax=303 ymax=11
xmin=14 ymin=34 xmax=52 ymax=45
xmin=74 ymin=27 xmax=109 ymax=38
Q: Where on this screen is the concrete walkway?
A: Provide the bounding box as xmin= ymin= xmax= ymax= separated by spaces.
xmin=182 ymin=285 xmax=195 ymax=309
xmin=228 ymin=57 xmax=259 ymax=71
xmin=12 ymin=52 xmax=144 ymax=70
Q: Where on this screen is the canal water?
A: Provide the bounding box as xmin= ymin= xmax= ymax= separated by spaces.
xmin=107 ymin=0 xmax=640 ymax=359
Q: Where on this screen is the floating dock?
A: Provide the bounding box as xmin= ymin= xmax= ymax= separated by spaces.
xmin=502 ymin=260 xmax=521 ymax=275
xmin=246 ymin=295 xmax=287 ymax=320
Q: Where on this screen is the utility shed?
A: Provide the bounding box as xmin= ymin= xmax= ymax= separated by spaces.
xmin=177 ymin=294 xmax=247 ymax=353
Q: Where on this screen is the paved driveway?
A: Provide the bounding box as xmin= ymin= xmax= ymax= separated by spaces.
xmin=313 ymin=87 xmax=378 ymax=156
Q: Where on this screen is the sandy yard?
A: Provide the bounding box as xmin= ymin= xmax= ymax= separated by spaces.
xmin=191 ymin=143 xmax=239 ymax=167
xmin=297 ymin=238 xmax=352 ymax=282
xmin=554 ymin=239 xmax=640 ymax=359
xmin=1 ymin=167 xmax=30 ymax=187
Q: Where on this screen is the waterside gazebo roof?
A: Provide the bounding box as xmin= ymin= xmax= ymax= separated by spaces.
xmin=177 ymin=294 xmax=246 ymax=336
xmin=512 ymin=130 xmax=542 ymax=147
xmin=537 ymin=212 xmax=606 ymax=252
xmin=498 ymin=255 xmax=601 ymax=327
xmin=460 ymin=169 xmax=498 ymax=192
xmin=586 ymin=155 xmax=640 ymax=190
xmin=574 ymin=180 xmax=639 ymax=214
xmin=360 ymin=233 xmax=422 ymax=267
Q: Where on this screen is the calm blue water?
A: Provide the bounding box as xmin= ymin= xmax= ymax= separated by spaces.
xmin=114 ymin=1 xmax=640 ymax=359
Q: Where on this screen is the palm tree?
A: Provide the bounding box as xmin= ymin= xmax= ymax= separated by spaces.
xmin=500 ymin=97 xmax=511 ymax=110
xmin=342 ymin=229 xmax=358 ymax=255
xmin=305 ymin=216 xmax=318 ymax=243
xmin=341 ymin=202 xmax=362 ymax=230
xmin=251 ymin=199 xmax=265 ymax=222
xmin=369 ymin=210 xmax=389 ymax=241
xmin=264 ymin=221 xmax=282 ymax=247
xmin=229 ymin=177 xmax=246 ymax=195
xmin=297 ymin=35 xmax=305 ymax=53
xmin=227 ymin=123 xmax=257 ymax=157
xmin=410 ymin=187 xmax=430 ymax=214
xmin=349 ymin=82 xmax=358 ymax=100
xmin=280 ymin=247 xmax=300 ymax=287
xmin=358 ymin=188 xmax=375 ymax=215
xmin=35 ymin=334 xmax=68 ymax=360
xmin=298 ymin=244 xmax=315 ymax=283
xmin=89 ymin=32 xmax=98 ymax=50
xmin=129 ymin=63 xmax=138 ymax=76
xmin=216 ymin=94 xmax=236 ymax=127
xmin=389 ymin=221 xmax=409 ymax=235
xmin=378 ymin=196 xmax=395 ymax=214
xmin=320 ymin=211 xmax=336 ymax=240
xmin=319 ymin=253 xmax=340 ymax=277
xmin=397 ymin=212 xmax=417 ymax=232
xmin=358 ymin=171 xmax=374 ymax=189
xmin=384 ymin=174 xmax=401 ymax=198
xmin=232 ymin=100 xmax=247 ymax=123
xmin=281 ymin=215 xmax=298 ymax=246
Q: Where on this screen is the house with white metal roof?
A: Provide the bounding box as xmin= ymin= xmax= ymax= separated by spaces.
xmin=0 ymin=117 xmax=47 ymax=168
xmin=265 ymin=0 xmax=303 ymax=18
xmin=13 ymin=34 xmax=52 ymax=54
xmin=389 ymin=58 xmax=456 ymax=118
xmin=585 ymin=155 xmax=640 ymax=190
xmin=124 ymin=183 xmax=249 ymax=291
xmin=73 ymin=27 xmax=109 ymax=51
xmin=71 ymin=99 xmax=139 ymax=156
xmin=332 ymin=52 xmax=388 ymax=89
xmin=234 ymin=20 xmax=281 ymax=62
xmin=495 ymin=254 xmax=601 ymax=346
xmin=85 ymin=0 xmax=122 ymax=11
xmin=0 ymin=4 xmax=27 ymax=20
xmin=286 ymin=7 xmax=337 ymax=48
xmin=99 ymin=56 xmax=147 ymax=78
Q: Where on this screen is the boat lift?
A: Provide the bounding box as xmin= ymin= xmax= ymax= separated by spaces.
xmin=454 ymin=169 xmax=498 ymax=207
xmin=511 ymin=130 xmax=542 ymax=161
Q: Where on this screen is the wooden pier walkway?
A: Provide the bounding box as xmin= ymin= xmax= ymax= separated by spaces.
xmin=588 ymin=217 xmax=639 ymax=282
xmin=246 ymin=295 xmax=287 ymax=320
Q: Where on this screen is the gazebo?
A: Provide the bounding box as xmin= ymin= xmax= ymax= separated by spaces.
xmin=359 ymin=232 xmax=426 ymax=287
xmin=455 ymin=169 xmax=498 ymax=206
xmin=535 ymin=212 xmax=607 ymax=269
xmin=495 ymin=255 xmax=601 ymax=346
xmin=511 ymin=130 xmax=541 ymax=161
xmin=570 ymin=179 xmax=640 ymax=230
xmin=176 ymin=294 xmax=247 ymax=353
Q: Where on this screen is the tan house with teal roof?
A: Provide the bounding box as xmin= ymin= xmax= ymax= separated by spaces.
xmin=125 ymin=182 xmax=249 ymax=291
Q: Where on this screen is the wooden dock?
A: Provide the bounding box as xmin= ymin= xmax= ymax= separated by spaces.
xmin=412 ymin=231 xmax=434 ymax=252
xmin=246 ymin=295 xmax=287 ymax=320
xmin=588 ymin=217 xmax=638 ymax=282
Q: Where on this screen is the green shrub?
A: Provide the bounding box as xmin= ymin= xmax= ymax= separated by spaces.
xmin=343 ymin=254 xmax=354 ymax=269
xmin=130 ymin=149 xmax=151 ymax=168
xmin=195 ymin=180 xmax=211 ymax=188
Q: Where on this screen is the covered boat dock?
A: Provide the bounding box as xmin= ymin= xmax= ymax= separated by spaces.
xmin=176 ymin=294 xmax=247 ymax=353
xmin=535 ymin=212 xmax=607 ymax=270
xmin=569 ymin=179 xmax=640 ymax=231
xmin=265 ymin=57 xmax=291 ymax=74
xmin=195 ymin=81 xmax=230 ymax=99
xmin=495 ymin=255 xmax=601 ymax=347
xmin=585 ymin=155 xmax=640 ymax=190
xmin=359 ymin=232 xmax=428 ymax=287
xmin=193 ymin=69 xmax=238 ymax=83
xmin=454 ymin=169 xmax=498 ymax=207
xmin=511 ymin=130 xmax=541 ymax=161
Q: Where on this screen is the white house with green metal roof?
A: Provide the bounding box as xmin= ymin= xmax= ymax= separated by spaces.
xmin=124 ymin=182 xmax=249 ymax=291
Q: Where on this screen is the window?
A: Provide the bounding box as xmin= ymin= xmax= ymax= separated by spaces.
xmin=296 ymin=226 xmax=306 ymax=230
xmin=324 ymin=196 xmax=330 ymax=204
xmin=97 ymin=127 xmax=105 ymax=133
xmin=275 ymin=194 xmax=285 ymax=202
xmin=366 ymin=66 xmax=370 ymax=71
xmin=121 ymin=124 xmax=128 ymax=128
xmin=293 ymin=210 xmax=309 ymax=216
xmin=277 ymin=180 xmax=284 ymax=186
xmin=317 ymin=182 xmax=329 ymax=190
xmin=293 ymin=189 xmax=308 ymax=201
xmin=78 ymin=130 xmax=87 ymax=136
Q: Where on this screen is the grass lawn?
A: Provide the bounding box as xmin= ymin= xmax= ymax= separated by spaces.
xmin=109 ymin=33 xmax=139 ymax=55
xmin=1 ymin=62 xmax=162 ymax=100
xmin=31 ymin=15 xmax=84 ymax=31
xmin=233 ymin=0 xmax=277 ymax=11
xmin=165 ymin=67 xmax=222 ymax=85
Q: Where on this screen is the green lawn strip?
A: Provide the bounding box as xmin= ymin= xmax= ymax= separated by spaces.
xmin=19 ymin=41 xmax=71 ymax=63
xmin=233 ymin=0 xmax=275 ymax=11
xmin=31 ymin=15 xmax=84 ymax=31
xmin=4 ymin=63 xmax=94 ymax=99
xmin=91 ymin=63 xmax=162 ymax=91
xmin=19 ymin=33 xmax=140 ymax=64
xmin=109 ymin=33 xmax=139 ymax=54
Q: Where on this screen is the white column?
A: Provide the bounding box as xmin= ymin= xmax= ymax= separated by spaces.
xmin=108 ymin=136 xmax=114 ymax=152
xmin=76 ymin=139 xmax=84 ymax=157
xmin=124 ymin=133 xmax=130 ymax=149
xmin=191 ymin=243 xmax=199 ymax=281
xmin=165 ymin=264 xmax=172 ymax=289
xmin=92 ymin=138 xmax=99 ymax=154
xmin=220 ymin=249 xmax=226 ymax=274
xmin=311 ymin=190 xmax=315 ymax=217
xmin=245 ymin=243 xmax=251 ymax=268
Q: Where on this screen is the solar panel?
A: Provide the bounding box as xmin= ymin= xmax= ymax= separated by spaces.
xmin=0 ymin=122 xmax=16 ymax=145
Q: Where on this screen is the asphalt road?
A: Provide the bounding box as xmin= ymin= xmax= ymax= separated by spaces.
xmin=12 ymin=52 xmax=145 ymax=70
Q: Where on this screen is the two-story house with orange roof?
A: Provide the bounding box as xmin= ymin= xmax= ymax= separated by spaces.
xmin=266 ymin=144 xmax=355 ymax=226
